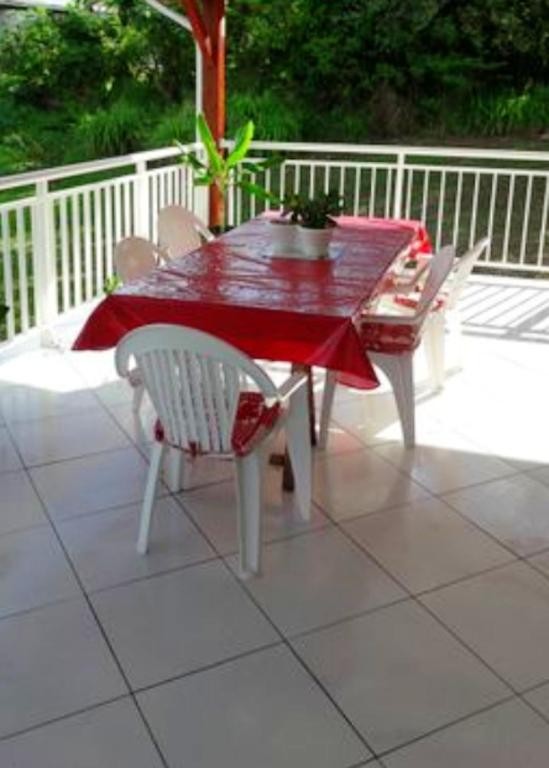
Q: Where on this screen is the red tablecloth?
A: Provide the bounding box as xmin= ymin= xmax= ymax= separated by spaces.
xmin=73 ymin=216 xmax=430 ymax=389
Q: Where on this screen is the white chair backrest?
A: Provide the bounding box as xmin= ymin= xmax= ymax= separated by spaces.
xmin=416 ymin=245 xmax=457 ymax=319
xmin=115 ymin=324 xmax=279 ymax=454
xmin=114 ymin=237 xmax=157 ymax=283
xmin=157 ymin=205 xmax=214 ymax=260
xmin=446 ymin=237 xmax=490 ymax=310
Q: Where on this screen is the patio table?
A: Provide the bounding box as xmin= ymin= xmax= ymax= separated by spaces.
xmin=73 ymin=215 xmax=430 ymax=388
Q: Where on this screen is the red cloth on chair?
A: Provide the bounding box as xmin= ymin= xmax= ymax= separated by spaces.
xmin=154 ymin=391 xmax=281 ymax=458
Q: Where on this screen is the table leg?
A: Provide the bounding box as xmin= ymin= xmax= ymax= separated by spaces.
xmin=281 ymin=365 xmax=315 ymax=492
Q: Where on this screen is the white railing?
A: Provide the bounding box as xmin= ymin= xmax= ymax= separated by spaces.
xmin=230 ymin=141 xmax=549 ymax=277
xmin=0 ymin=145 xmax=203 ymax=342
xmin=1 ymin=140 xmax=549 ymax=345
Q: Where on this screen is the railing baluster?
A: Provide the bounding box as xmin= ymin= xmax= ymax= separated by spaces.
xmin=1 ymin=210 xmax=15 ymax=339
xmin=537 ymin=176 xmax=549 ymax=268
xmin=486 ymin=174 xmax=498 ymax=262
xmin=502 ymin=174 xmax=516 ymax=264
xmin=59 ymin=196 xmax=70 ymax=310
xmin=452 ymin=171 xmax=463 ymax=248
xmin=353 ymin=167 xmax=361 ymax=215
xmin=469 ymin=172 xmax=480 ymax=249
xmin=83 ymin=190 xmax=92 ymax=300
xmin=94 ymin=187 xmax=103 ymax=295
xmin=16 ymin=207 xmax=29 ymax=332
xmin=105 ymin=185 xmax=113 ymax=278
xmin=71 ymin=192 xmax=82 ymax=306
xmin=421 ymin=170 xmax=430 ymax=225
xmin=436 ymin=171 xmax=446 ymax=251
xmin=369 ymin=168 xmax=377 ymax=216
xmin=520 ymin=175 xmax=533 ymax=267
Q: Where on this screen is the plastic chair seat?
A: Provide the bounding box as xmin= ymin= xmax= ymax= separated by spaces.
xmin=154 ymin=391 xmax=281 ymax=458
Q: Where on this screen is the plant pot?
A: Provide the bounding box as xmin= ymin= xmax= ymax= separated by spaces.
xmin=297 ymin=225 xmax=334 ymax=259
xmin=268 ymin=219 xmax=298 ymax=255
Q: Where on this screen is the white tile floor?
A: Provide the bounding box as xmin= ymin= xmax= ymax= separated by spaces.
xmin=1 ymin=277 xmax=549 ymax=766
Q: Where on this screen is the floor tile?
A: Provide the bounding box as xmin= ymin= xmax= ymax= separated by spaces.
xmin=229 ymin=528 xmax=404 ymax=636
xmin=177 ymin=454 xmax=235 ymax=489
xmin=528 ymin=464 xmax=549 ymax=489
xmin=58 ymin=496 xmax=215 ymax=592
xmin=92 ymin=560 xmax=278 ymax=689
xmin=0 ymin=469 xmax=48 ymax=535
xmin=314 ymin=448 xmax=430 ymax=521
xmin=422 ymin=561 xmax=549 ymax=690
xmin=383 ymin=699 xmax=549 ymax=768
xmin=524 ymin=681 xmax=549 ymax=719
xmin=105 ymin=400 xmax=156 ymax=452
xmin=0 ymin=598 xmax=126 ymax=738
xmin=9 ymin=409 xmax=129 ymax=466
xmin=441 ymin=474 xmax=549 ymax=556
xmin=0 ymin=383 xmax=100 ymax=424
xmin=139 ymin=645 xmax=369 ymax=768
xmin=180 ymin=469 xmax=329 ymax=556
xmin=0 ymin=426 xmax=22 ymax=473
xmin=293 ymin=600 xmax=508 ymax=753
xmin=330 ymin=387 xmax=440 ymax=448
xmin=0 ymin=698 xmax=163 ymax=768
xmin=30 ymin=446 xmax=158 ymax=521
xmin=343 ymin=498 xmax=514 ymax=594
xmin=373 ymin=428 xmax=515 ymax=495
xmin=0 ymin=526 xmax=80 ymax=617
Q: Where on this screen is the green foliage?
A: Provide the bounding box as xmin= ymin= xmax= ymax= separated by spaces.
xmin=0 ymin=305 xmax=9 ymax=320
xmin=179 ymin=114 xmax=281 ymax=200
xmin=147 ymin=101 xmax=196 ymax=147
xmin=73 ymin=98 xmax=146 ymax=158
xmin=1 ymin=0 xmax=549 ymax=177
xmin=228 ymin=91 xmax=303 ymax=141
xmin=284 ymin=191 xmax=344 ymax=229
xmin=104 ymin=274 xmax=122 ymax=294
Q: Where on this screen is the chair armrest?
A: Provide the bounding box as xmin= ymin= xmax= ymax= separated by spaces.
xmin=277 ymin=372 xmax=309 ymax=402
xmin=361 ymin=312 xmax=422 ymax=327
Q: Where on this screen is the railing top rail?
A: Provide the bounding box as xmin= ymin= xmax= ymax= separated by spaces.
xmin=247 ymin=140 xmax=549 ymax=163
xmin=0 ymin=144 xmax=192 ymax=192
xmin=3 ymin=138 xmax=549 ymax=193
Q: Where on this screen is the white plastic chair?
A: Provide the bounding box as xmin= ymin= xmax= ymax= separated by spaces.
xmin=444 ymin=237 xmax=490 ymax=366
xmin=115 ymin=324 xmax=312 ymax=577
xmin=157 ymin=205 xmax=215 ymax=261
xmin=114 ymin=236 xmax=159 ymax=283
xmin=113 ymin=236 xmax=162 ymax=413
xmin=319 ymin=245 xmax=456 ymax=449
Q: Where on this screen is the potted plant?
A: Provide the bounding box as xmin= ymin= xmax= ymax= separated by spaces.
xmin=297 ymin=191 xmax=344 ymax=258
xmin=268 ymin=194 xmax=302 ymax=255
xmin=178 ymin=114 xmax=281 ymax=232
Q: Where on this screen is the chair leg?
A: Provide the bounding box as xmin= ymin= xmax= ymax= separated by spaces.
xmin=234 ymin=451 xmax=262 ymax=577
xmin=447 ymin=308 xmax=463 ymax=370
xmin=424 ymin=313 xmax=446 ymax=390
xmin=318 ymin=370 xmax=337 ymax=450
xmin=285 ymin=383 xmax=312 ymax=521
xmin=131 ymin=383 xmax=145 ymax=414
xmin=137 ymin=441 xmax=165 ymax=554
xmin=164 ymin=447 xmax=189 ymax=492
xmin=372 ymin=352 xmax=415 ymax=447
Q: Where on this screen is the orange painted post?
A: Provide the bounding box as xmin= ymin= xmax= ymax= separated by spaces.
xmin=181 ymin=0 xmax=226 ymax=229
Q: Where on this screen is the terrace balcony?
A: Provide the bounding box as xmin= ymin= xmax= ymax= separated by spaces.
xmin=1 ymin=142 xmax=549 ymax=766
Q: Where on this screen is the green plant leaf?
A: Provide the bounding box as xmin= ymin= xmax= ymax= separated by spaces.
xmin=227 ymin=120 xmax=254 ymax=168
xmin=237 ymin=178 xmax=279 ymax=202
xmin=196 ymin=113 xmax=223 ymax=175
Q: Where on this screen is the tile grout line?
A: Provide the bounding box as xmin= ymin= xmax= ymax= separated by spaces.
xmin=18 ymin=467 xmax=173 ymax=768
xmin=166 ymin=504 xmax=381 ymax=761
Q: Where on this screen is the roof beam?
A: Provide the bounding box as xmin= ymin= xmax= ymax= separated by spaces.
xmin=143 ymin=0 xmax=192 ymax=31
xmin=180 ymin=0 xmax=213 ymax=61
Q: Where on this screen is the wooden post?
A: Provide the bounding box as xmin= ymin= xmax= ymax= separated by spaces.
xmin=181 ymin=0 xmax=226 ymax=229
